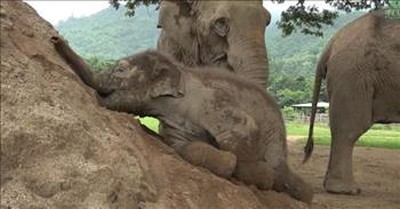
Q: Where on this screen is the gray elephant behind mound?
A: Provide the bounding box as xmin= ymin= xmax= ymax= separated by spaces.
xmin=305 ymin=9 xmax=400 ymax=195
xmin=52 ymin=37 xmax=313 ymax=204
xmin=157 ymin=0 xmax=270 ymax=89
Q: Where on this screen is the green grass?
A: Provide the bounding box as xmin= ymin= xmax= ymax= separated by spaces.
xmin=137 ymin=117 xmax=160 ymax=132
xmin=138 ymin=117 xmax=400 ymax=149
xmin=286 ymin=122 xmax=400 ymax=149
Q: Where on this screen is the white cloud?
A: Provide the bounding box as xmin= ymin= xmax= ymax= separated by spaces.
xmin=25 ymin=1 xmax=110 ymax=25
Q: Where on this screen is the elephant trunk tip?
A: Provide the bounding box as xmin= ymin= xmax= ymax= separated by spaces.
xmin=303 ymin=140 xmax=314 ymax=164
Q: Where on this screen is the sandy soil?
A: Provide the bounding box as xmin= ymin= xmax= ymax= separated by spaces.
xmin=287 ymin=137 xmax=400 ymax=209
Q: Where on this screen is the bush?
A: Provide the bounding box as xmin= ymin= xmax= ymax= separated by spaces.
xmin=282 ymin=106 xmax=299 ymax=121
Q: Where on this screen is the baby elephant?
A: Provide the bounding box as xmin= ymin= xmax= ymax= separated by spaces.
xmin=52 ymin=37 xmax=313 ymax=204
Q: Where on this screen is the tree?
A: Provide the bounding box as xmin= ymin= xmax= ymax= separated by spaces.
xmin=276 ymin=0 xmax=389 ymax=37
xmin=109 ymin=0 xmax=159 ymax=17
xmin=109 ymin=0 xmax=391 ymax=37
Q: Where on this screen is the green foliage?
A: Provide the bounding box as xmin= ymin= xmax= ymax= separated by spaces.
xmin=110 ymin=0 xmax=159 ymax=17
xmin=277 ymin=0 xmax=388 ymax=37
xmin=278 ymin=4 xmax=339 ymax=37
xmin=282 ymin=106 xmax=299 ymax=121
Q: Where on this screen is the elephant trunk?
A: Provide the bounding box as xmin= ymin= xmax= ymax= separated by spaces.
xmin=227 ymin=36 xmax=269 ymax=90
xmin=273 ymin=163 xmax=314 ymax=204
xmin=52 ymin=36 xmax=114 ymax=95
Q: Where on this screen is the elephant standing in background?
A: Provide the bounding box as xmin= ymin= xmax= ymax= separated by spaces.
xmin=52 ymin=37 xmax=313 ymax=204
xmin=157 ymin=0 xmax=270 ymax=89
xmin=305 ymin=10 xmax=400 ymax=194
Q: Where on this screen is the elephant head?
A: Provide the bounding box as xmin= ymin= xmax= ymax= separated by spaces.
xmin=157 ymin=0 xmax=270 ymax=89
xmin=96 ymin=51 xmax=185 ymax=115
xmin=52 ymin=36 xmax=184 ymax=115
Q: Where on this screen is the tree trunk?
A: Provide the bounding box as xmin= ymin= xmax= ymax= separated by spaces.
xmin=0 ymin=1 xmax=308 ymax=209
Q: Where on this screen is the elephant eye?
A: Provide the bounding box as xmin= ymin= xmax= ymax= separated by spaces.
xmin=213 ymin=17 xmax=230 ymax=37
xmin=114 ymin=59 xmax=130 ymax=73
xmin=114 ymin=66 xmax=125 ymax=73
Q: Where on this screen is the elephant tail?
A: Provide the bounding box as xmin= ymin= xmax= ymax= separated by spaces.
xmin=303 ymin=43 xmax=331 ymax=163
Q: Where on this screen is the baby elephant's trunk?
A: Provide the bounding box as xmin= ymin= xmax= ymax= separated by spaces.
xmin=51 ymin=36 xmax=112 ymax=95
xmin=273 ymin=163 xmax=314 ymax=204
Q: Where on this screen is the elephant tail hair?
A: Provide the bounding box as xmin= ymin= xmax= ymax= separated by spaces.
xmin=304 ymin=42 xmax=331 ymax=164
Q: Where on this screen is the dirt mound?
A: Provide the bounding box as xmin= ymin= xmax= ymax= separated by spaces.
xmin=0 ymin=1 xmax=308 ymax=208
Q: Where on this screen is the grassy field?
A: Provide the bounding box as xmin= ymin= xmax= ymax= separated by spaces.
xmin=138 ymin=117 xmax=400 ymax=149
xmin=286 ymin=122 xmax=400 ymax=149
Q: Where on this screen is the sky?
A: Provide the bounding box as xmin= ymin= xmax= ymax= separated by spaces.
xmin=25 ymin=1 xmax=334 ymax=26
xmin=26 ymin=1 xmax=110 ymax=25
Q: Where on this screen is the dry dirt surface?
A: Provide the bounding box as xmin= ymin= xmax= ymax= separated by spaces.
xmin=287 ymin=138 xmax=400 ymax=209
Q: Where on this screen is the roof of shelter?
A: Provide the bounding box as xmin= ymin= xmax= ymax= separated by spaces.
xmin=291 ymin=102 xmax=329 ymax=108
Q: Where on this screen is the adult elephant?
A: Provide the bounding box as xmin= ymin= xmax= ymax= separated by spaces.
xmin=157 ymin=0 xmax=270 ymax=89
xmin=305 ymin=10 xmax=400 ymax=194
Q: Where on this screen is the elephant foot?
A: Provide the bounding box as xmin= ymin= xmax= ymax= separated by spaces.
xmin=234 ymin=161 xmax=274 ymax=190
xmin=324 ymin=177 xmax=361 ymax=195
xmin=178 ymin=141 xmax=237 ymax=178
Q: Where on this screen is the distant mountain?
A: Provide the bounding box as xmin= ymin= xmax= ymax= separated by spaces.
xmin=57 ymin=6 xmax=160 ymax=59
xmin=56 ymin=6 xmax=365 ymax=76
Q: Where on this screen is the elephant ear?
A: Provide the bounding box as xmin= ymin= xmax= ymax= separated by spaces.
xmin=150 ymin=62 xmax=185 ymax=98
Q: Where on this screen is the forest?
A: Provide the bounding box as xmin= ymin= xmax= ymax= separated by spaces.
xmin=56 ymin=5 xmax=365 ymax=106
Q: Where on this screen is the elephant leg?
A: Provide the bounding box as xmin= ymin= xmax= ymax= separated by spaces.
xmin=233 ymin=160 xmax=275 ymax=190
xmin=158 ymin=124 xmax=237 ymax=178
xmin=175 ymin=141 xmax=237 ymax=179
xmin=324 ymin=88 xmax=373 ymax=195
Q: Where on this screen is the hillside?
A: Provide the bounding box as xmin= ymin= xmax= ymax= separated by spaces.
xmin=57 ymin=6 xmax=160 ymax=59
